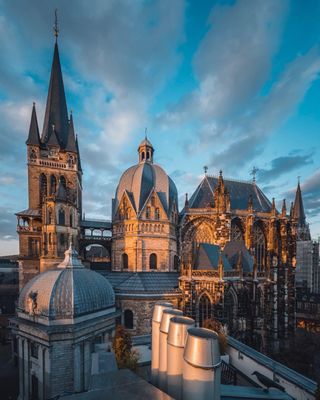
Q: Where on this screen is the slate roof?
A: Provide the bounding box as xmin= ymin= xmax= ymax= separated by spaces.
xmin=98 ymin=271 xmax=180 ymax=294
xmin=26 ymin=103 xmax=40 ymax=146
xmin=16 ymin=208 xmax=41 ymax=217
xmin=186 ymin=176 xmax=272 ymax=213
xmin=194 ymin=243 xmax=231 ymax=271
xmin=223 ymin=241 xmax=254 ymax=273
xmin=114 ymin=161 xmax=178 ymax=217
xmin=81 ymin=220 xmax=112 ymax=229
xmin=18 ymin=246 xmax=115 ymax=320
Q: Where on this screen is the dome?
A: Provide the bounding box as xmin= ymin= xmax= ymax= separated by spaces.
xmin=113 ymin=138 xmax=178 ymax=216
xmin=114 ymin=162 xmax=178 ymax=216
xmin=18 ymin=245 xmax=115 ymax=321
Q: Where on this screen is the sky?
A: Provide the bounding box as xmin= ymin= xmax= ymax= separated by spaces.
xmin=0 ymin=0 xmax=320 ymax=255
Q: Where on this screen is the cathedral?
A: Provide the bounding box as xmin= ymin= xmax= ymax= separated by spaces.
xmin=16 ymin=27 xmax=307 ymax=354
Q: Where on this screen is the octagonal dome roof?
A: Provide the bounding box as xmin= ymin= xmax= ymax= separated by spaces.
xmin=18 ymin=245 xmax=115 ymax=322
xmin=113 ymin=139 xmax=178 ymax=217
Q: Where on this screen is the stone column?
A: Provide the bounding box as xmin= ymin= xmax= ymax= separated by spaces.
xmin=18 ymin=337 xmax=24 ymax=399
xmin=84 ymin=341 xmax=91 ymax=390
xmin=74 ymin=344 xmax=82 ymax=392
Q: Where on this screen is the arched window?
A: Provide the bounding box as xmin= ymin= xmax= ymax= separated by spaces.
xmin=60 ymin=175 xmax=66 ymax=189
xmin=141 ymin=152 xmax=145 ymax=161
xmin=50 ymin=175 xmax=57 ymax=195
xmin=122 ymin=253 xmax=128 ymax=269
xmin=174 ymin=255 xmax=179 ymax=270
xmin=146 ymin=207 xmax=151 ymax=219
xmin=124 ymin=309 xmax=133 ymax=329
xmin=155 ymin=208 xmax=160 ymax=220
xmin=224 ymin=289 xmax=237 ymax=333
xmin=125 ymin=208 xmax=130 ymax=219
xmin=150 ymin=253 xmax=157 ymax=270
xmin=231 ymin=218 xmax=244 ymax=241
xmin=47 ymin=207 xmax=53 ymax=224
xmin=58 ymin=208 xmax=65 ymax=226
xmin=39 ymin=174 xmax=47 ymax=205
xmin=198 ymin=293 xmax=212 ymax=327
xmin=253 ymin=223 xmax=266 ymax=272
xmin=69 ymin=212 xmax=73 ymax=227
xmin=146 ymin=151 xmax=150 ymax=160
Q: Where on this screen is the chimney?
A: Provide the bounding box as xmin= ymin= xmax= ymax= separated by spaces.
xmin=183 ymin=328 xmax=221 ymax=400
xmin=151 ymin=302 xmax=173 ymax=385
xmin=167 ymin=316 xmax=195 ymax=400
xmin=158 ymin=308 xmax=183 ymax=392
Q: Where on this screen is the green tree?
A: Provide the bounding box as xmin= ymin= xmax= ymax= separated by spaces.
xmin=112 ymin=325 xmax=139 ymax=370
xmin=203 ymin=318 xmax=228 ymax=355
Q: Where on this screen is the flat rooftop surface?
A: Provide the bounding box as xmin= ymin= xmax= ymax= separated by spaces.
xmin=63 ymin=369 xmax=174 ymax=400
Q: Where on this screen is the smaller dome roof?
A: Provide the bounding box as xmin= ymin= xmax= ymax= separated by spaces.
xmin=138 ymin=138 xmax=153 ymax=149
xmin=18 ymin=245 xmax=115 ymax=321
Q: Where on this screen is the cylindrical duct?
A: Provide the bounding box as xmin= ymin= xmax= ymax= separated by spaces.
xmin=158 ymin=308 xmax=183 ymax=392
xmin=167 ymin=316 xmax=195 ymax=400
xmin=151 ymin=301 xmax=173 ymax=385
xmin=183 ymin=328 xmax=221 ymax=400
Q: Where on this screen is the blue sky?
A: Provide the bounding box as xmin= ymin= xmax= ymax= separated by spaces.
xmin=0 ymin=0 xmax=320 ymax=255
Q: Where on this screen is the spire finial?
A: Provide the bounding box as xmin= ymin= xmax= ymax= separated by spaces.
xmin=54 ymin=9 xmax=59 ymax=42
xmin=297 ymin=175 xmax=301 ymax=185
xmin=203 ymin=165 xmax=208 ymax=175
xmin=145 ymin=127 xmax=148 ymax=140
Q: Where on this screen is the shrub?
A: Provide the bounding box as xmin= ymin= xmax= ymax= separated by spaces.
xmin=112 ymin=325 xmax=139 ymax=370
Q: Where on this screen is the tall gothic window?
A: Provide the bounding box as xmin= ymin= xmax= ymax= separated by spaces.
xmin=198 ymin=293 xmax=211 ymax=327
xmin=50 ymin=175 xmax=57 ymax=195
xmin=224 ymin=289 xmax=237 ymax=332
xmin=39 ymin=174 xmax=47 ymax=205
xmin=231 ymin=219 xmax=244 ymax=241
xmin=124 ymin=309 xmax=133 ymax=329
xmin=150 ymin=253 xmax=157 ymax=270
xmin=155 ymin=208 xmax=160 ymax=220
xmin=122 ymin=253 xmax=128 ymax=269
xmin=60 ymin=175 xmax=66 ymax=189
xmin=173 ymin=255 xmax=179 ymax=270
xmin=253 ymin=223 xmax=266 ymax=272
xmin=58 ymin=208 xmax=65 ymax=226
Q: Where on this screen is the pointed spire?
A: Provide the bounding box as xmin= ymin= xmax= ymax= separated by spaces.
xmin=292 ymin=181 xmax=306 ymax=226
xmin=65 ymin=112 xmax=77 ymax=152
xmin=26 ymin=102 xmax=41 ymax=145
xmin=281 ymin=199 xmax=287 ymax=217
xmin=271 ymin=197 xmax=276 ymax=216
xmin=185 ymin=193 xmax=189 ymax=209
xmin=75 ymin=135 xmax=82 ymax=172
xmin=290 ymin=201 xmax=294 ymax=219
xmin=41 ymin=38 xmax=69 ymax=148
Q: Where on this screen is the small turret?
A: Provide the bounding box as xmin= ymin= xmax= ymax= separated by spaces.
xmin=281 ymin=199 xmax=287 ymax=217
xmin=26 ymin=103 xmax=40 ymax=146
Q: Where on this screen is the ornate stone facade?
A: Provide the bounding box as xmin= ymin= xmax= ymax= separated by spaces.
xmin=178 ymin=172 xmax=297 ymax=350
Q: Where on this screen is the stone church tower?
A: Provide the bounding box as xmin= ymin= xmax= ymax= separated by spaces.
xmin=16 ymin=34 xmax=82 ymax=288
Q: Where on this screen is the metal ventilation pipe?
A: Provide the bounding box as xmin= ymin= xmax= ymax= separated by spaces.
xmin=183 ymin=328 xmax=221 ymax=400
xmin=158 ymin=308 xmax=183 ymax=392
xmin=167 ymin=316 xmax=195 ymax=400
xmin=151 ymin=301 xmax=173 ymax=385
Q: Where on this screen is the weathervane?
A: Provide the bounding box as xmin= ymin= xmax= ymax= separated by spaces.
xmin=250 ymin=166 xmax=259 ymax=183
xmin=54 ymin=9 xmax=59 ymax=41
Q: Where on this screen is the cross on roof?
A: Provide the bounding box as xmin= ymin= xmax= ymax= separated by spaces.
xmin=250 ymin=166 xmax=259 ymax=183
